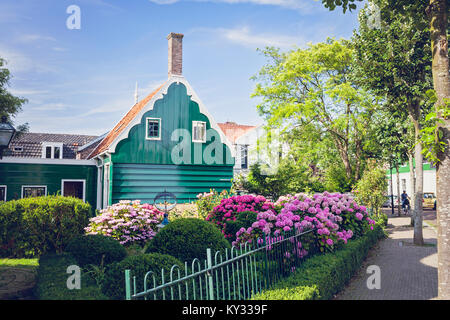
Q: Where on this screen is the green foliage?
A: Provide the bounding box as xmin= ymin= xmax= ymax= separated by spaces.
xmin=0 ymin=57 xmax=28 ymax=131
xmin=223 ymin=211 xmax=258 ymax=244
xmin=66 ymin=234 xmax=127 ymax=268
xmin=241 ymin=162 xmax=324 ymax=199
xmin=354 ymin=164 xmax=388 ymax=215
xmin=145 ymin=218 xmax=231 ymax=263
xmin=101 ymin=253 xmax=183 ymax=300
xmin=323 ymin=163 xmax=355 ymax=193
xmin=252 ymin=223 xmax=385 ymax=300
xmin=252 ymin=39 xmax=378 ymax=185
xmin=420 ymin=90 xmax=450 ymax=163
xmin=195 ymin=189 xmax=230 ymax=219
xmin=34 ymin=253 xmax=108 ymax=300
xmin=0 ymin=196 xmax=91 ymax=258
xmin=321 ymin=0 xmax=362 ymax=12
xmin=251 ymin=285 xmax=320 ymax=300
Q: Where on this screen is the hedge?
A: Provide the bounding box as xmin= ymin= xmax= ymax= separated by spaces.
xmin=0 ymin=195 xmax=91 ymax=258
xmin=146 ymin=218 xmax=231 ymax=263
xmin=34 ymin=253 xmax=108 ymax=300
xmin=251 ymin=223 xmax=386 ymax=300
xmin=66 ymin=234 xmax=127 ymax=267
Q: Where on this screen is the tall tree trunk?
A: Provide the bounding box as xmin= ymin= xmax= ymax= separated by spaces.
xmin=395 ymin=162 xmax=401 ymax=217
xmin=429 ymin=0 xmax=450 ymax=300
xmin=409 ymin=152 xmax=416 ymax=226
xmin=412 ymin=113 xmax=424 ymax=246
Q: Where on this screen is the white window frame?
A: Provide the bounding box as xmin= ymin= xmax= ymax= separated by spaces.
xmin=61 ymin=179 xmax=86 ymax=202
xmin=192 ymin=121 xmax=206 ymax=143
xmin=145 ymin=117 xmax=161 ymax=140
xmin=21 ymin=185 xmax=47 ymax=198
xmin=103 ymin=164 xmax=110 ymax=208
xmin=41 ymin=142 xmax=63 ymax=159
xmin=0 ymin=185 xmax=7 ymax=201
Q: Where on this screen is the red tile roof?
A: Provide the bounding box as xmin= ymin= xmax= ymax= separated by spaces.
xmin=89 ymin=83 xmax=166 ymax=158
xmin=217 ymin=122 xmax=257 ymax=143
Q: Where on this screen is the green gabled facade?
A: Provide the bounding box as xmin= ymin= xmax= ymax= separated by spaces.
xmin=93 ymin=80 xmax=235 ymax=205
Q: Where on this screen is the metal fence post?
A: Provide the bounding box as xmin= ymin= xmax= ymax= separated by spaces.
xmin=206 ymin=248 xmax=215 ymax=300
xmin=125 ymin=269 xmax=131 ymax=300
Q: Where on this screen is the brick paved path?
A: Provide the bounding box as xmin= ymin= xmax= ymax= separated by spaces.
xmin=334 ymin=215 xmax=438 ymax=300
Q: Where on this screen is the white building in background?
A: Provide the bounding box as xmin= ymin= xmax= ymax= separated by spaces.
xmin=387 ymin=162 xmax=437 ymax=197
xmin=217 ymin=122 xmax=288 ymax=177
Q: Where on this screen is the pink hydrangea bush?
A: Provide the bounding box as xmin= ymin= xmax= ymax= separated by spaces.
xmin=233 ymin=192 xmax=375 ymax=258
xmin=206 ymin=195 xmax=275 ymax=239
xmin=84 ymin=200 xmax=164 ymax=246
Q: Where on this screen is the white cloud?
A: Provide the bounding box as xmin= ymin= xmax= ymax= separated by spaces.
xmin=193 ymin=26 xmax=304 ymax=49
xmin=148 ymin=0 xmax=313 ymax=10
xmin=15 ymin=34 xmax=56 ymax=43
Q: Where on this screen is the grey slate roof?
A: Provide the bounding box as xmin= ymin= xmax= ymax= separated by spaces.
xmin=3 ymin=132 xmax=100 ymax=159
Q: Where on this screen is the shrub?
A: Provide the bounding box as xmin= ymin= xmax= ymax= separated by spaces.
xmin=0 ymin=196 xmax=91 ymax=258
xmin=354 ymin=165 xmax=388 ymax=216
xmin=233 ymin=192 xmax=376 ymax=257
xmin=251 ymin=286 xmax=320 ymax=300
xmin=196 ymin=189 xmax=230 ymax=219
xmin=222 ymin=211 xmax=258 ymax=244
xmin=66 ymin=234 xmax=127 ymax=267
xmin=85 ymin=200 xmax=164 ymax=247
xmin=145 ymin=218 xmax=230 ymax=263
xmin=34 ymin=253 xmax=108 ymax=300
xmin=206 ymin=195 xmax=275 ymax=239
xmin=251 ymin=223 xmax=386 ymax=300
xmin=101 ymin=253 xmax=183 ymax=300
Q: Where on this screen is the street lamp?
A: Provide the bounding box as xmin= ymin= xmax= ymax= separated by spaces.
xmin=0 ymin=116 xmax=16 ymax=160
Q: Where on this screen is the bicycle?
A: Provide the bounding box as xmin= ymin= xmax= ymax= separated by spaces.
xmin=402 ymin=199 xmax=410 ymax=215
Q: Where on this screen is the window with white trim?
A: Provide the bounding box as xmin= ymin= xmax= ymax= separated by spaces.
xmin=0 ymin=186 xmax=6 ymax=201
xmin=240 ymin=145 xmax=248 ymax=169
xmin=192 ymin=121 xmax=206 ymax=143
xmin=42 ymin=142 xmax=63 ymax=159
xmin=146 ymin=118 xmax=161 ymax=140
xmin=62 ymin=180 xmax=85 ymax=202
xmin=22 ymin=186 xmax=47 ymax=198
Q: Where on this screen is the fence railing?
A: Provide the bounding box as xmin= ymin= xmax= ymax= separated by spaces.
xmin=124 ymin=228 xmax=314 ymax=300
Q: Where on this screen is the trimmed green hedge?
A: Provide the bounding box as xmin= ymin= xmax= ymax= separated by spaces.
xmin=66 ymin=234 xmax=127 ymax=267
xmin=251 ymin=223 xmax=386 ymax=300
xmin=146 ymin=218 xmax=231 ymax=263
xmin=0 ymin=196 xmax=91 ymax=258
xmin=34 ymin=253 xmax=108 ymax=300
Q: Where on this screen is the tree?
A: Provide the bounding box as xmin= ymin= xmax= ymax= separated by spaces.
xmin=321 ymin=0 xmax=450 ymax=299
xmin=351 ymin=2 xmax=434 ymax=245
xmin=354 ymin=163 xmax=389 ymax=216
xmin=0 ymin=57 xmax=28 ymax=132
xmin=251 ymin=40 xmax=378 ymax=186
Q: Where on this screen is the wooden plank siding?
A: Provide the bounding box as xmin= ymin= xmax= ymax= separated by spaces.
xmin=111 ymin=163 xmax=232 ymax=204
xmin=0 ymin=162 xmax=97 ymax=212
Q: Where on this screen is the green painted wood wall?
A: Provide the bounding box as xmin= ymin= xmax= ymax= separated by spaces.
xmin=112 ymin=163 xmax=232 ymax=203
xmin=0 ymin=162 xmax=97 ymax=211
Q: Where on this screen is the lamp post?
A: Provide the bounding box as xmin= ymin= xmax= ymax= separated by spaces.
xmin=0 ymin=116 xmax=16 ymax=160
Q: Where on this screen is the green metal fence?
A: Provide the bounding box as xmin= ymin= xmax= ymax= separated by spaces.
xmin=124 ymin=228 xmax=313 ymax=300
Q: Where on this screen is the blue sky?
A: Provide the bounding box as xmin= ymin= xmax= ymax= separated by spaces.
xmin=0 ymin=0 xmax=362 ymax=136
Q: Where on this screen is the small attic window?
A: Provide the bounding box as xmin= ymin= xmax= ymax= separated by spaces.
xmin=146 ymin=118 xmax=161 ymax=140
xmin=42 ymin=142 xmax=63 ymax=159
xmin=192 ymin=121 xmax=206 ymax=143
xmin=13 ymin=146 xmax=23 ymax=152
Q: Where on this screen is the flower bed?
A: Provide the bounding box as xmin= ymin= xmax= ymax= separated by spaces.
xmin=84 ymin=200 xmax=164 ymax=246
xmin=206 ymin=194 xmax=275 ymax=239
xmin=232 ymin=192 xmax=375 ymax=258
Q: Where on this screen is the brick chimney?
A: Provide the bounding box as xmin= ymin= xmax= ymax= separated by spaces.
xmin=167 ymin=32 xmax=184 ymax=77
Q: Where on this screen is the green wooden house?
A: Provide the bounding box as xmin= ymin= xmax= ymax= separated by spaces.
xmin=0 ymin=33 xmax=235 ymax=210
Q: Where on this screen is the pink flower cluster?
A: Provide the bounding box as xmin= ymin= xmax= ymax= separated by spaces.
xmin=206 ymin=195 xmax=275 ymax=239
xmin=84 ymin=200 xmax=164 ymax=246
xmin=233 ymin=192 xmax=376 ymax=256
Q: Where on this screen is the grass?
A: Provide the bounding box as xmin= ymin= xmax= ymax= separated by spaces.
xmin=0 ymin=258 xmax=39 ymax=270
